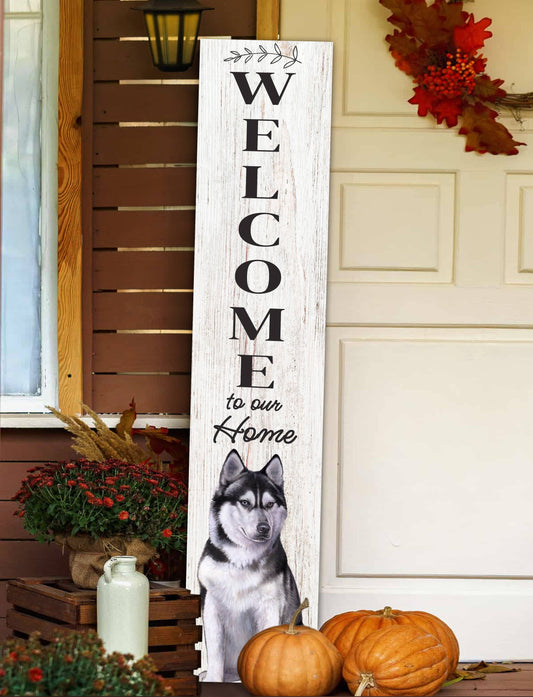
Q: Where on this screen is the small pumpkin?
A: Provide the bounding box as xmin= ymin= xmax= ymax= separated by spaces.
xmin=343 ymin=625 xmax=448 ymax=696
xmin=320 ymin=606 xmax=459 ymax=676
xmin=237 ymin=598 xmax=343 ymax=696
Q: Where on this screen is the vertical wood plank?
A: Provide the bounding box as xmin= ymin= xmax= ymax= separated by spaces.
xmin=82 ymin=0 xmax=94 ymax=407
xmin=256 ymin=0 xmax=280 ymax=39
xmin=57 ymin=0 xmax=84 ymax=414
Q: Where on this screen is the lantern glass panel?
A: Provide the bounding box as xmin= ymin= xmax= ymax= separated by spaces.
xmin=182 ymin=12 xmax=201 ymax=66
xmin=157 ymin=12 xmax=181 ymax=66
xmin=144 ymin=12 xmax=160 ymax=67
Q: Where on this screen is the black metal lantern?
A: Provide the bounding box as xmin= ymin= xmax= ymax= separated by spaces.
xmin=132 ymin=0 xmax=213 ymax=72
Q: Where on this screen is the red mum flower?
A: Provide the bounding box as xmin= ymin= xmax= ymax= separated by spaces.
xmin=67 ymin=480 xmax=76 ymax=486
xmin=9 ymin=651 xmax=18 ymax=661
xmin=118 ymin=510 xmax=129 ymax=520
xmin=116 ymin=494 xmax=125 ymax=503
xmin=103 ymin=497 xmax=114 ymax=508
xmin=0 ymin=669 xmax=4 ymax=677
xmin=162 ymin=528 xmax=172 ymax=538
xmin=93 ymin=498 xmax=103 ymax=506
xmin=78 ymin=482 xmax=89 ymax=490
xmin=65 ymin=463 xmax=76 ymax=470
xmin=28 ymin=667 xmax=43 ymax=682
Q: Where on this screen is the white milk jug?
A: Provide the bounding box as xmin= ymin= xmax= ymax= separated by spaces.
xmin=97 ymin=555 xmax=149 ymax=660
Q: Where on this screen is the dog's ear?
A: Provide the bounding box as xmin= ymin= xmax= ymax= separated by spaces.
xmin=220 ymin=450 xmax=246 ymax=486
xmin=262 ymin=454 xmax=283 ymax=488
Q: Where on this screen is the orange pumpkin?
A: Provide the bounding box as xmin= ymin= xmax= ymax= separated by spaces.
xmin=320 ymin=606 xmax=459 ymax=675
xmin=237 ymin=599 xmax=343 ymax=696
xmin=343 ymin=625 xmax=448 ymax=696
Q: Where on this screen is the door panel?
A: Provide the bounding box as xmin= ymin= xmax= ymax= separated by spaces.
xmin=282 ymin=0 xmax=533 ymax=658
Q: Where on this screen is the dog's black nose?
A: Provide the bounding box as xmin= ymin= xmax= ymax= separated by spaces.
xmin=256 ymin=522 xmax=270 ymax=535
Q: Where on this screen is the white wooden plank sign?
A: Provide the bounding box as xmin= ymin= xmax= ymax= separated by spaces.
xmin=187 ymin=38 xmax=332 ymax=681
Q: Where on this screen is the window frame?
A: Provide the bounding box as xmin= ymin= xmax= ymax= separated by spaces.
xmin=0 ymin=0 xmax=60 ymax=414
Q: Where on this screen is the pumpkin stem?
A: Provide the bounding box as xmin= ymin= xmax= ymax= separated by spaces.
xmin=382 ymin=606 xmax=394 ymax=618
xmin=355 ymin=673 xmax=376 ymax=696
xmin=287 ymin=597 xmax=309 ymax=634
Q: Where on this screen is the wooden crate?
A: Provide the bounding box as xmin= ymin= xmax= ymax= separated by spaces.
xmin=6 ymin=577 xmax=201 ymax=696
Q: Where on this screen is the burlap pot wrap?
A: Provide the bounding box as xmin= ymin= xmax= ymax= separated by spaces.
xmin=55 ymin=535 xmax=156 ymax=589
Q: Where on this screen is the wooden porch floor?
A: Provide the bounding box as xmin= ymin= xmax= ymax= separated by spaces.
xmin=200 ymin=663 xmax=533 ymax=696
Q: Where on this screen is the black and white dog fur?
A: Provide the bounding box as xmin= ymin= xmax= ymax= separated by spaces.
xmin=198 ymin=450 xmax=301 ymax=682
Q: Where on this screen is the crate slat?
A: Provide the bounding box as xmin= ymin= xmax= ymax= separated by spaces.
xmin=7 ymin=584 xmax=89 ymax=624
xmin=149 ymin=648 xmax=200 ymax=672
xmin=148 ymin=623 xmax=201 ymax=647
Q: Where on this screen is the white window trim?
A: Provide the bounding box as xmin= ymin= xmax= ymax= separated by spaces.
xmin=0 ymin=413 xmax=190 ymax=429
xmin=0 ymin=0 xmax=59 ymax=413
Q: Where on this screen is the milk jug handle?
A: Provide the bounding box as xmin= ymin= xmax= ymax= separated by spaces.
xmin=103 ymin=557 xmax=119 ymax=583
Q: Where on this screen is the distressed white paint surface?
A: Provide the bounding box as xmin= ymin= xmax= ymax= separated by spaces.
xmin=187 ymin=39 xmax=333 ymax=630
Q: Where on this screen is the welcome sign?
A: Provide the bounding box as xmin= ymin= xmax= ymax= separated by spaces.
xmin=187 ymin=39 xmax=332 ymax=662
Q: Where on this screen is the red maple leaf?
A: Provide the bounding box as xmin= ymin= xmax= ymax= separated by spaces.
xmin=408 ymin=85 xmax=439 ymax=118
xmin=432 ymin=97 xmax=463 ymax=128
xmin=459 ymin=102 xmax=525 ymax=155
xmin=454 ymin=15 xmax=492 ymax=54
xmin=472 ymin=56 xmax=487 ymax=74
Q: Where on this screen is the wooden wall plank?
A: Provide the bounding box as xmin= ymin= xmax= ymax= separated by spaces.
xmin=94 ymin=0 xmax=256 ymax=40
xmin=93 ymin=376 xmax=191 ymax=414
xmin=93 ymin=251 xmax=194 ymax=290
xmin=94 ymin=84 xmax=199 ymax=124
xmin=93 ymin=293 xmax=193 ymax=330
xmin=57 ymin=0 xmax=84 ymax=414
xmin=94 ymin=41 xmax=199 ymax=81
xmin=0 ymin=542 xmax=70 ymax=579
xmin=93 ymin=334 xmax=192 ymax=372
xmin=256 ymin=0 xmax=280 ymax=39
xmin=0 ymin=583 xmax=6 ymax=617
xmin=0 ymin=464 xmax=36 ymax=500
xmin=94 ymin=125 xmax=197 ymax=165
xmin=0 ymin=432 xmax=74 ymax=462
xmin=0 ymin=503 xmax=33 ymax=540
xmin=93 ymin=210 xmax=195 ymax=248
xmin=93 ymin=168 xmax=196 ymax=208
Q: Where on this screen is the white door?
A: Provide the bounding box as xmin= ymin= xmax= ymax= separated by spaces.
xmin=281 ymin=0 xmax=533 ymax=660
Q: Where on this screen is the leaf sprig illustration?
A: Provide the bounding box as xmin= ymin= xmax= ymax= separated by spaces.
xmin=224 ymin=44 xmax=301 ymax=69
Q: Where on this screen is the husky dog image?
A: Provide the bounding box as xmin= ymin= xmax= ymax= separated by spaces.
xmin=198 ymin=449 xmax=301 ymax=682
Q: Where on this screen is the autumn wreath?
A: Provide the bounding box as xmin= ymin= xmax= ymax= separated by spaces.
xmin=379 ymin=0 xmax=526 ymax=155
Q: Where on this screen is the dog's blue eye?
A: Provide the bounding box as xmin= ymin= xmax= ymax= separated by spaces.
xmin=240 ymin=499 xmax=250 ymax=507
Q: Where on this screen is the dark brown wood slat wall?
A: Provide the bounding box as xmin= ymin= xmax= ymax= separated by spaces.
xmin=85 ymin=0 xmax=256 ymax=414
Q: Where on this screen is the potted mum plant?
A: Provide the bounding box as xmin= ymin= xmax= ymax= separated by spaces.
xmin=0 ymin=630 xmax=172 ymax=696
xmin=11 ymin=459 xmax=187 ymax=589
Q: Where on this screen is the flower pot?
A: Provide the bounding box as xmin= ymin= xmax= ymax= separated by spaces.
xmin=55 ymin=534 xmax=156 ymax=589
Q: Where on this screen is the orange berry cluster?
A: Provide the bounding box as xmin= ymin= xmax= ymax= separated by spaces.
xmin=421 ymin=49 xmax=477 ymax=99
